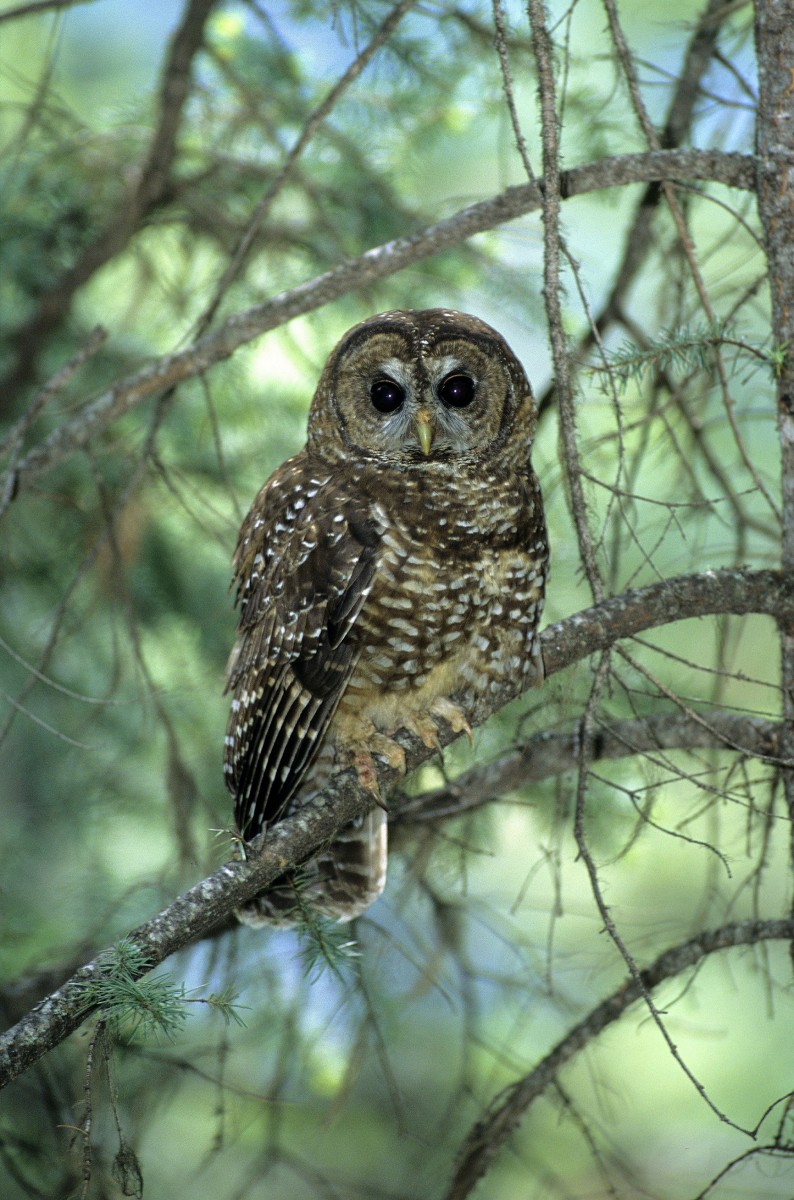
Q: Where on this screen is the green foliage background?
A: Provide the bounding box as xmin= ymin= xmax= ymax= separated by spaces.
xmin=1 ymin=1 xmax=790 ymax=1198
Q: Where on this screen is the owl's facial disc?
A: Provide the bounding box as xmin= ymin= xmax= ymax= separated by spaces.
xmin=311 ymin=318 xmax=530 ymax=469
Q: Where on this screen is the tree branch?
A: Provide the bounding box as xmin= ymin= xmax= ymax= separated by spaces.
xmin=2 ymin=148 xmax=753 ymax=501
xmin=0 ymin=566 xmax=788 ymax=1091
xmin=0 ymin=0 xmax=96 ymax=21
xmin=0 ymin=0 xmax=217 ymax=404
xmin=395 ymin=711 xmax=780 ymax=827
xmin=536 ymin=0 xmax=730 ymax=417
xmin=528 ymin=0 xmax=604 ymax=599
xmin=445 ymin=918 xmax=794 ymax=1200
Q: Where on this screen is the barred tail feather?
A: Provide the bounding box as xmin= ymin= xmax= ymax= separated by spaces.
xmin=235 ymin=808 xmax=388 ymax=927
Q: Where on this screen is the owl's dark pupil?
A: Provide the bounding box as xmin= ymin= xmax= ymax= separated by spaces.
xmin=439 ymin=373 xmax=475 ymax=408
xmin=370 ymin=378 xmax=405 ymax=413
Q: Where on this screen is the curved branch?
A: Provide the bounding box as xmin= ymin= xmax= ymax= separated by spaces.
xmin=541 ymin=567 xmax=790 ymax=680
xmin=445 ymin=918 xmax=794 ymax=1200
xmin=0 ymin=566 xmax=787 ymax=1090
xmin=4 ymin=149 xmax=753 ymax=498
xmin=395 ymin=711 xmax=780 ymax=826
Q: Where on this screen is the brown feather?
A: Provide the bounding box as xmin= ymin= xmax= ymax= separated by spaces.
xmin=224 ymin=458 xmax=381 ymax=839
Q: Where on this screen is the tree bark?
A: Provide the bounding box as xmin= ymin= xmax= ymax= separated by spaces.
xmin=754 ymin=0 xmax=794 ymax=955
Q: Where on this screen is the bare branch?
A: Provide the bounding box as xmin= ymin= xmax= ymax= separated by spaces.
xmin=395 ymin=711 xmax=780 ymax=826
xmin=754 ymin=0 xmax=794 ymax=966
xmin=529 ymin=0 xmax=604 ymax=599
xmin=0 ymin=0 xmax=97 ymax=21
xmin=445 ymin=918 xmax=794 ymax=1200
xmin=537 ymin=0 xmax=740 ymax=418
xmin=603 ymin=0 xmax=780 ymax=520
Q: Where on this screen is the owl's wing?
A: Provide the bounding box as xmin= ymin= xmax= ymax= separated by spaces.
xmin=224 ymin=456 xmax=381 ymax=840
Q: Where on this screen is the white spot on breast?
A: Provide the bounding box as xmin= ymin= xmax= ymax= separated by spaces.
xmin=379 ymin=594 xmax=414 ymax=610
xmin=387 ymin=616 xmax=418 ymax=634
xmin=387 ymin=636 xmax=416 ymax=653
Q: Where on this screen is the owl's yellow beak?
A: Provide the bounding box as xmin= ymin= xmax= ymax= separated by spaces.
xmin=415 ymin=408 xmax=435 ymax=456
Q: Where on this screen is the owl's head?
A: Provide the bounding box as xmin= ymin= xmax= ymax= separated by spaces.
xmin=306 ymin=309 xmax=536 ymax=470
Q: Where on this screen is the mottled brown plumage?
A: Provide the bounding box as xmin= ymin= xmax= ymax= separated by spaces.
xmin=224 ymin=309 xmax=548 ymax=924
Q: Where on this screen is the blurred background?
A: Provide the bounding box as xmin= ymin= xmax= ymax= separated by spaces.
xmin=1 ymin=1 xmax=789 ymax=1197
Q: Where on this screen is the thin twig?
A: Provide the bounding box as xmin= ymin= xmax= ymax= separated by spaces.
xmin=445 ymin=917 xmax=794 ymax=1200
xmin=528 ymin=0 xmax=604 ymax=600
xmin=195 ymin=0 xmax=420 ymax=335
xmin=601 ymin=0 xmax=780 ymax=521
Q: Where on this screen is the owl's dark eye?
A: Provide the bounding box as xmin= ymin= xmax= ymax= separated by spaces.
xmin=370 ymin=378 xmax=406 ymax=414
xmin=439 ymin=373 xmax=476 ymax=408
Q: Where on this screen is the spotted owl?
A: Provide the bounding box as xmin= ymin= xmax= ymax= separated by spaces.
xmin=224 ymin=309 xmax=548 ymax=925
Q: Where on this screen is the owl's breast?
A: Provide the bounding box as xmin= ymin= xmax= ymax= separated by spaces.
xmin=343 ymin=473 xmax=547 ymax=732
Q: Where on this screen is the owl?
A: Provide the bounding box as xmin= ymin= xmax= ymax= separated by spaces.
xmin=224 ymin=309 xmax=548 ymax=925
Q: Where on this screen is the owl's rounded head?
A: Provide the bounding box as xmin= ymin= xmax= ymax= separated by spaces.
xmin=306 ymin=309 xmax=536 ymax=470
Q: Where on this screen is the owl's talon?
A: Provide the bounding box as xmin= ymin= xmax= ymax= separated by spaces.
xmin=401 ymin=712 xmax=442 ymax=752
xmin=353 ymin=745 xmax=401 ymax=810
xmin=339 ymin=715 xmax=406 ymax=790
xmin=353 ymin=749 xmax=379 ymax=793
xmin=376 ymin=741 xmax=407 ymax=774
xmin=430 ymin=698 xmax=474 ymax=745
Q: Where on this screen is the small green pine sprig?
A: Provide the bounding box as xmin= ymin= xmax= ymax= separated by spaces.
xmin=76 ymin=938 xmax=245 ymax=1042
xmin=290 ymin=882 xmax=361 ymax=985
xmin=591 ymin=321 xmax=776 ymax=392
xmin=298 ymin=917 xmax=361 ymax=985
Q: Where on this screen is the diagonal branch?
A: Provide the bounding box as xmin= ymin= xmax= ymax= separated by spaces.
xmin=0 ymin=0 xmax=218 ymax=406
xmin=0 ymin=0 xmax=97 ymax=21
xmin=395 ymin=711 xmax=780 ymax=826
xmin=0 ymin=566 xmax=789 ymax=1091
xmin=445 ymin=917 xmax=794 ymax=1200
xmin=1 ymin=148 xmax=754 ymax=503
xmin=196 ymin=0 xmax=420 ymax=334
